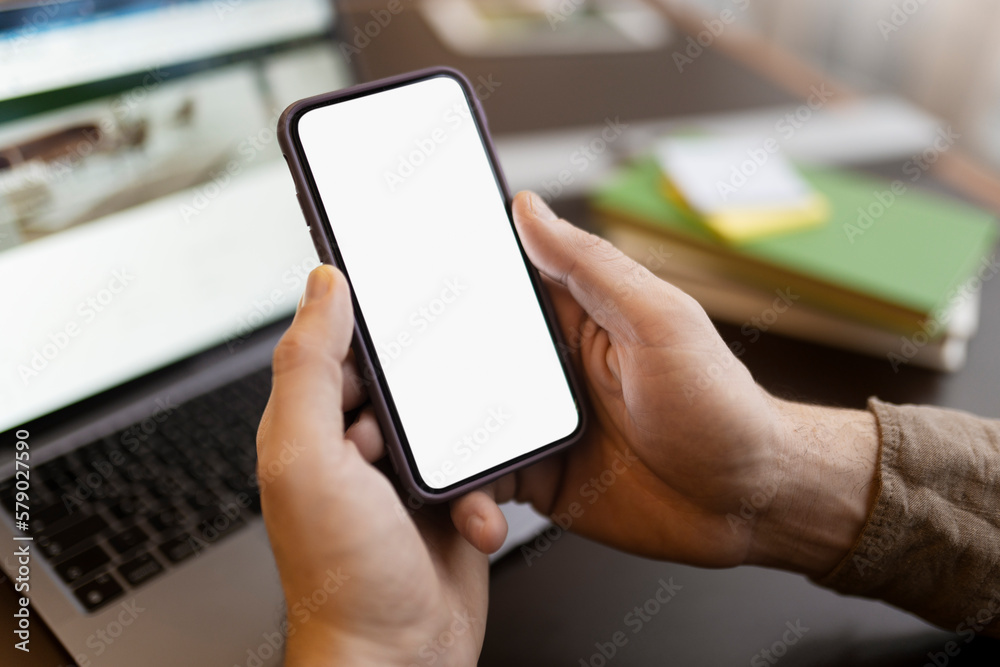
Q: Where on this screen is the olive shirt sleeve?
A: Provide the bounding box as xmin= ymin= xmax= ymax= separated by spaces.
xmin=814 ymin=398 xmax=1000 ymax=638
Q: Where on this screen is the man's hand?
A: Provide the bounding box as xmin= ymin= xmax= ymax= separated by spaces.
xmin=257 ymin=266 xmax=488 ymax=666
xmin=456 ymin=192 xmax=879 ymax=577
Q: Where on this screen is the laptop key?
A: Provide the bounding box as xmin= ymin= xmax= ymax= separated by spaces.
xmin=109 ymin=526 xmax=149 ymax=555
xmin=150 ymin=474 xmax=185 ymax=498
xmin=42 ymin=472 xmax=75 ymax=494
xmin=220 ymin=475 xmax=247 ymax=497
xmin=118 ymin=552 xmax=164 ymax=587
xmin=55 ymin=545 xmax=111 ymax=585
xmin=185 ymin=490 xmax=219 ymax=512
xmin=147 ymin=506 xmax=186 ymax=533
xmin=105 ymin=497 xmax=136 ymax=521
xmin=123 ymin=462 xmax=154 ymax=483
xmin=33 ymin=501 xmax=71 ymax=532
xmin=197 ymin=511 xmax=244 ymax=544
xmin=38 ymin=514 xmax=108 ymax=559
xmin=158 ymin=533 xmax=202 ymax=563
xmin=73 ymin=573 xmax=124 ymax=612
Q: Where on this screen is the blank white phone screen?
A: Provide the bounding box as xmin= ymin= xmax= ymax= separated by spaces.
xmin=297 ymin=75 xmax=579 ymax=490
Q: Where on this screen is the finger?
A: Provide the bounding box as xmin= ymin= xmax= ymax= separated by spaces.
xmin=450 ymin=487 xmax=508 ymax=555
xmin=342 ymin=351 xmax=370 ymax=412
xmin=540 ymin=274 xmax=591 ymax=375
xmin=540 ymin=274 xmax=585 ymax=342
xmin=258 ymin=265 xmax=353 ymax=467
xmin=513 ymin=191 xmax=671 ymax=339
xmin=344 ymin=406 xmax=385 ymax=462
xmin=490 ymin=473 xmax=519 ymax=505
xmin=511 ymin=454 xmax=567 ymax=517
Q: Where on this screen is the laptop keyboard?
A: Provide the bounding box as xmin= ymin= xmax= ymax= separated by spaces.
xmin=0 ymin=367 xmax=271 ymax=613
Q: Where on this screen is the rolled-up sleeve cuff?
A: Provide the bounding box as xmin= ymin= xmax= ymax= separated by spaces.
xmin=813 ymin=398 xmax=1000 ymax=638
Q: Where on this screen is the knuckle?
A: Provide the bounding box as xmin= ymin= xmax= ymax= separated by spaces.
xmin=271 ymin=333 xmax=309 ymax=376
xmin=578 ymin=231 xmax=622 ymax=263
xmin=273 ymin=329 xmax=344 ymax=380
xmin=581 ymin=232 xmax=645 ymax=285
xmin=272 ymin=330 xmax=320 ymax=375
xmin=662 ymin=281 xmax=701 ymax=312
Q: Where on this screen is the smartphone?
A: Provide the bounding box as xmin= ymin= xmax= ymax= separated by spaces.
xmin=277 ymin=67 xmax=585 ymax=502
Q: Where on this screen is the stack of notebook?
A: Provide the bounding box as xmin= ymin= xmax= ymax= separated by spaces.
xmin=589 ymin=151 xmax=999 ymax=371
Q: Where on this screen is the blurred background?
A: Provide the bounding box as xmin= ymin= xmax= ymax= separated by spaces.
xmin=681 ymin=0 xmax=1000 ymax=166
xmin=2 ymin=1 xmax=999 ymax=666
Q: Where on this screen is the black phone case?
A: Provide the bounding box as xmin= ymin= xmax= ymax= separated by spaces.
xmin=276 ymin=66 xmax=586 ymax=503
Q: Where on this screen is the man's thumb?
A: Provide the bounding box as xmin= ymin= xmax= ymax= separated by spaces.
xmin=512 ymin=191 xmax=646 ymax=332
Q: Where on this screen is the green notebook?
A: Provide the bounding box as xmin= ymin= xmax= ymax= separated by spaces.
xmin=591 ymin=158 xmax=999 ymax=335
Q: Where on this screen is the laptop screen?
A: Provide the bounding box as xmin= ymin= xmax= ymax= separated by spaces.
xmin=0 ymin=0 xmax=349 ymax=433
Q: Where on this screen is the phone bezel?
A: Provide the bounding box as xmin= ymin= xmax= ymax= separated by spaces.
xmin=277 ymin=67 xmax=586 ymax=502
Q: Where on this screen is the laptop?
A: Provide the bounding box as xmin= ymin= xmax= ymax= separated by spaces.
xmin=0 ymin=1 xmax=353 ymax=664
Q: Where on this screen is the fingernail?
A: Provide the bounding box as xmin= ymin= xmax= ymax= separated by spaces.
xmin=528 ymin=192 xmax=558 ymax=222
xmin=303 ymin=266 xmax=332 ymax=306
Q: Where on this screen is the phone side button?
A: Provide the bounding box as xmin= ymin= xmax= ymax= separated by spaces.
xmin=307 ymin=223 xmax=337 ymax=265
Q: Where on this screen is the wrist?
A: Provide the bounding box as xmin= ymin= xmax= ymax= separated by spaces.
xmin=745 ymin=396 xmax=880 ymax=577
